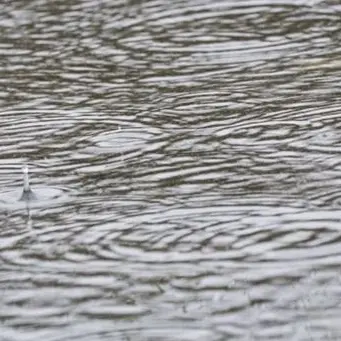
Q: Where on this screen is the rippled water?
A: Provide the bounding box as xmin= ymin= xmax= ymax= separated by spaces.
xmin=1 ymin=0 xmax=341 ymax=340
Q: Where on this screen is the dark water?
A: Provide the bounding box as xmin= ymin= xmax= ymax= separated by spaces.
xmin=1 ymin=0 xmax=341 ymax=340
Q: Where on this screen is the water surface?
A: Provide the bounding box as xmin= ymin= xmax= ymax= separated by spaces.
xmin=1 ymin=0 xmax=341 ymax=340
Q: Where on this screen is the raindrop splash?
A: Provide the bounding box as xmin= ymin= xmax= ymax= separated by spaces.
xmin=19 ymin=165 xmax=37 ymax=201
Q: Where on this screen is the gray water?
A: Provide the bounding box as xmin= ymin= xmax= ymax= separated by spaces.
xmin=1 ymin=0 xmax=341 ymax=340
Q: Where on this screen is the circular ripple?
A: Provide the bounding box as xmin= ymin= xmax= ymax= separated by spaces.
xmin=0 ymin=186 xmax=69 ymax=210
xmin=92 ymin=128 xmax=154 ymax=153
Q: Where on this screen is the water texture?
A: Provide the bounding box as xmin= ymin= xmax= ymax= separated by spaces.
xmin=1 ymin=0 xmax=341 ymax=340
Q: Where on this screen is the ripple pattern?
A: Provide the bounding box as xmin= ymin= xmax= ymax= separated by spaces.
xmin=1 ymin=0 xmax=341 ymax=340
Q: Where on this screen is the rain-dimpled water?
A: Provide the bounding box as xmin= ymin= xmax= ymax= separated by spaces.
xmin=1 ymin=0 xmax=341 ymax=340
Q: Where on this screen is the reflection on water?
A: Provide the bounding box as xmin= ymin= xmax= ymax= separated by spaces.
xmin=1 ymin=0 xmax=341 ymax=340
